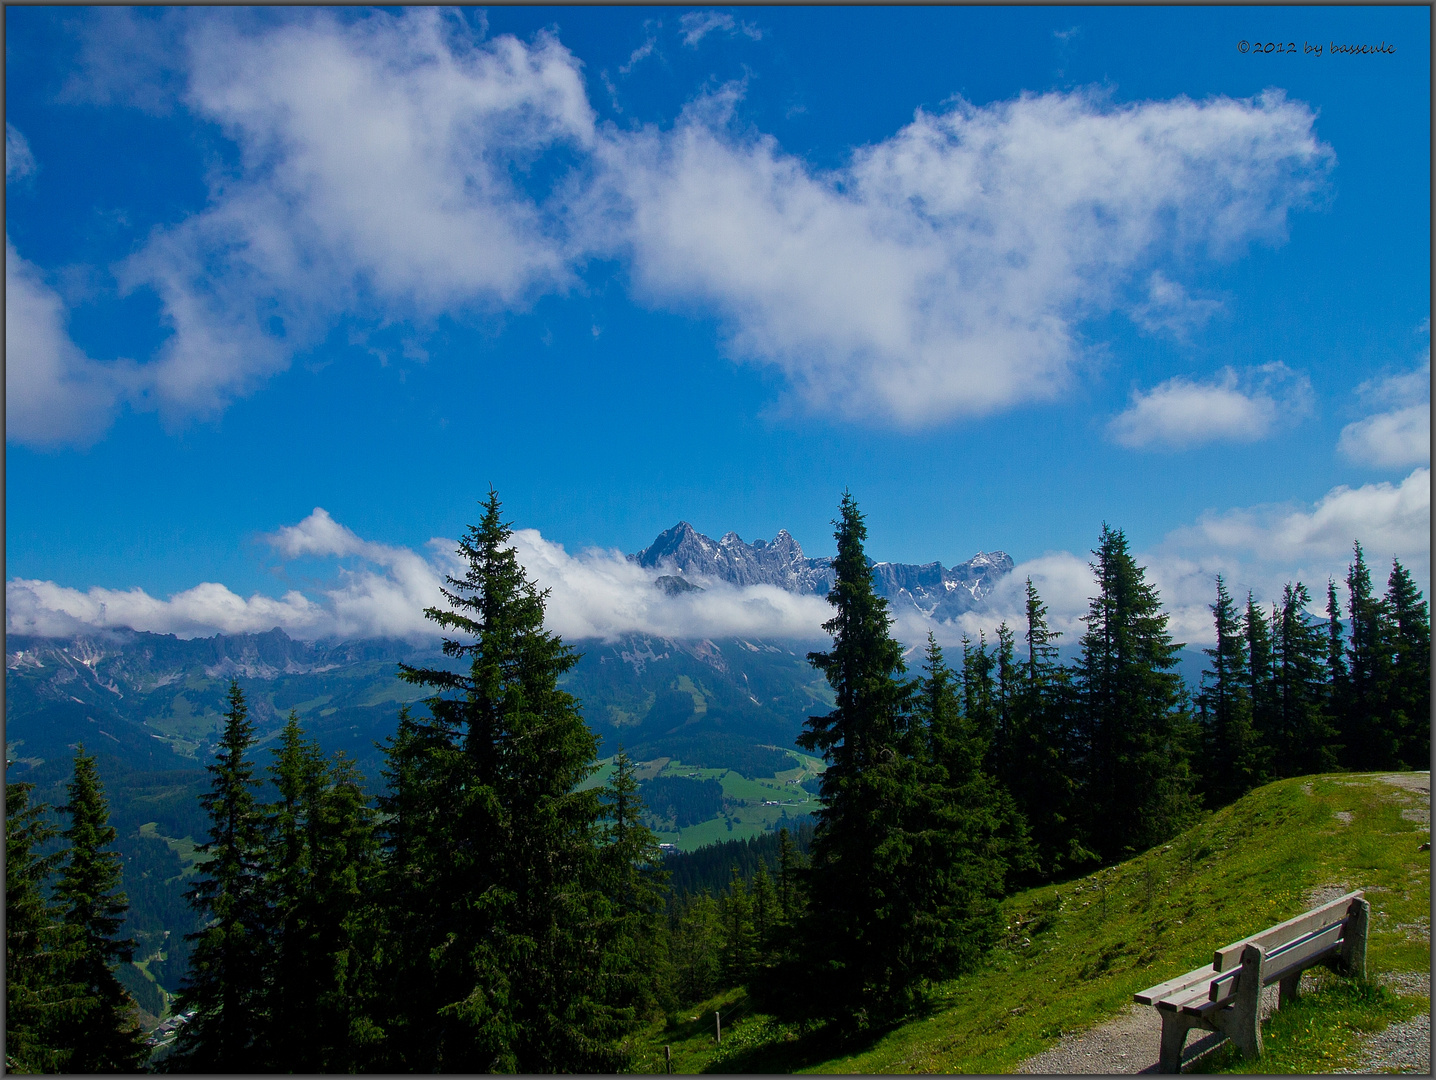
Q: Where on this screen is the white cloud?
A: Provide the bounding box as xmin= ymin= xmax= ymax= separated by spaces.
xmin=1177 ymin=467 xmax=1429 ymax=562
xmin=1337 ymin=363 xmax=1430 ymax=467
xmin=600 ymin=88 xmax=1332 ymax=426
xmin=116 ymin=9 xmax=594 ymax=421
xmin=6 ymin=123 xmax=36 ymax=180
xmin=1130 ymin=271 xmax=1223 ymax=338
xmin=5 ymin=237 xmax=133 ymax=447
xmin=1108 ymin=363 xmax=1312 ymax=450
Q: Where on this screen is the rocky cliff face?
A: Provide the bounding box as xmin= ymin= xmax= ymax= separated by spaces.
xmin=631 ymin=523 xmax=1014 ymax=621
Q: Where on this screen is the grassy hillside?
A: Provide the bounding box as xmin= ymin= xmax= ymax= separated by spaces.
xmin=635 ymin=771 xmax=1430 ymax=1074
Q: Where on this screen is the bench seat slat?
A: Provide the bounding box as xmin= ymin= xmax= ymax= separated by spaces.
xmin=1135 ymin=963 xmax=1222 ymax=1006
xmin=1212 ymin=890 xmax=1363 ymax=972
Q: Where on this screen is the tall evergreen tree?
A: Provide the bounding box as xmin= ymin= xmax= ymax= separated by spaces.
xmin=790 ymin=492 xmax=923 ymax=1020
xmin=51 ymin=748 xmax=150 ymax=1072
xmin=1077 ymin=525 xmax=1198 ymax=861
xmin=1198 ymin=575 xmax=1263 ymax=805
xmin=598 ymin=748 xmax=672 ymax=1025
xmin=1345 ymin=542 xmax=1399 ymax=769
xmin=261 ymin=714 xmax=382 ymax=1071
xmin=1325 ymin=579 xmax=1349 ymax=741
xmin=1382 ymin=559 xmax=1431 ymax=769
xmin=1273 ymin=583 xmax=1339 ymax=776
xmin=1244 ymin=594 xmax=1277 ymax=761
xmin=379 ymin=491 xmax=622 ymax=1072
xmin=165 ymin=680 xmax=268 ymax=1072
xmin=5 ymin=782 xmax=71 ymax=1073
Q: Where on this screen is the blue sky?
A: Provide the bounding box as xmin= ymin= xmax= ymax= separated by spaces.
xmin=6 ymin=6 xmax=1429 ymax=648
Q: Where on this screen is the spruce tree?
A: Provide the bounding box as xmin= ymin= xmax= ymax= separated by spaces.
xmin=1345 ymin=543 xmax=1398 ymax=769
xmin=1274 ymin=583 xmax=1339 ymax=776
xmin=1002 ymin=578 xmax=1089 ymax=879
xmin=1198 ymin=575 xmax=1263 ymax=804
xmin=598 ymin=748 xmax=672 ymax=1025
xmin=1325 ymin=579 xmax=1349 ymax=744
xmin=1077 ymin=525 xmax=1198 ymax=861
xmin=380 ymin=491 xmax=621 ymax=1072
xmin=5 ymin=782 xmax=71 ymax=1073
xmin=1382 ymin=559 xmax=1431 ymax=768
xmin=1244 ymin=594 xmax=1277 ymax=761
xmin=165 ymin=680 xmax=268 ymax=1072
xmin=52 ymin=748 xmax=150 ymax=1072
xmin=792 ymin=492 xmax=924 ymax=1020
xmin=262 ymin=713 xmax=382 ymax=1071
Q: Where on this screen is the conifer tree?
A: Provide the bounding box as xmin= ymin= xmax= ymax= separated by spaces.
xmin=165 ymin=680 xmax=268 ymax=1072
xmin=720 ymin=867 xmax=757 ymax=986
xmin=598 ymin=748 xmax=672 ymax=1025
xmin=1345 ymin=543 xmax=1398 ymax=769
xmin=5 ymin=782 xmax=71 ymax=1073
xmin=1244 ymin=594 xmax=1277 ymax=759
xmin=262 ymin=714 xmax=382 ymax=1071
xmin=1273 ymin=583 xmax=1339 ymax=776
xmin=792 ymin=492 xmax=925 ymax=1020
xmin=1382 ymin=559 xmax=1430 ymax=768
xmin=1077 ymin=525 xmax=1198 ymax=861
xmin=1001 ymin=579 xmax=1088 ymax=879
xmin=1325 ymin=579 xmax=1349 ymax=738
xmin=1198 ymin=575 xmax=1263 ymax=804
xmin=380 ymin=491 xmax=621 ymax=1072
xmin=775 ymin=826 xmax=805 ymax=927
xmin=52 ymin=748 xmax=150 ymax=1072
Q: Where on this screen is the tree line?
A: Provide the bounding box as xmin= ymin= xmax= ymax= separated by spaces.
xmin=5 ymin=492 xmax=1428 ymax=1069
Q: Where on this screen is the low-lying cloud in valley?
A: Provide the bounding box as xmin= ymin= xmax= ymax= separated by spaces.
xmin=9 ymin=468 xmax=1428 ymax=651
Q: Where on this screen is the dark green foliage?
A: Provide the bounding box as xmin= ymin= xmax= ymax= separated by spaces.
xmin=5 ymin=781 xmax=70 ymax=1073
xmin=376 ymin=492 xmax=624 ymax=1072
xmin=1342 ymin=542 xmax=1398 ymax=769
xmin=1273 ymin=583 xmax=1339 ymax=776
xmin=165 ymin=680 xmax=268 ymax=1072
xmin=599 ymin=748 xmax=674 ymax=1024
xmin=662 ymin=824 xmax=814 ymax=900
xmin=997 ymin=579 xmax=1089 ymax=881
xmin=260 ymin=712 xmax=383 ymax=1071
xmin=640 ymin=774 xmax=726 ymax=828
xmin=1198 ymin=575 xmax=1265 ymax=804
xmin=1077 ymin=525 xmax=1198 ymax=862
xmin=1381 ymin=559 xmax=1430 ymax=768
xmin=783 ymin=494 xmax=1015 ymax=1023
xmin=52 ymin=748 xmax=151 ymax=1072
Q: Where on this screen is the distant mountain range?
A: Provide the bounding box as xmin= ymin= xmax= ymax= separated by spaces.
xmin=631 ymin=521 xmax=1014 ymax=623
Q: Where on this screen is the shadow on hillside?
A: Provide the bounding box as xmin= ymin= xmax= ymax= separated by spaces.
xmin=699 ymin=999 xmax=945 ymax=1074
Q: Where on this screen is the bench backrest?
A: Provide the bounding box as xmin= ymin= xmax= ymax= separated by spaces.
xmin=1211 ymin=890 xmax=1364 ymax=972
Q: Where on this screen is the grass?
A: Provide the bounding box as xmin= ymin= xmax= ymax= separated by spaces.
xmin=631 ymin=771 xmax=1430 ymax=1073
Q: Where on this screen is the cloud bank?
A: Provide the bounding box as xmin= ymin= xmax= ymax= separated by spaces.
xmin=1337 ymin=363 xmax=1430 ymax=468
xmin=9 ymin=10 xmax=1334 ymax=445
xmin=9 ymin=469 xmax=1426 ymax=650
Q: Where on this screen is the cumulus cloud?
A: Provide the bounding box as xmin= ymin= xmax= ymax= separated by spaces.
xmin=5 ymin=237 xmax=133 ymax=447
xmin=600 ymin=88 xmax=1332 ymax=425
xmin=16 ymin=11 xmax=1338 ymax=445
xmin=1337 ymin=363 xmax=1430 ymax=468
xmin=6 ymin=123 xmax=36 ymax=180
xmin=114 ymin=8 xmax=594 ymax=421
xmin=1108 ymin=363 xmax=1312 ymax=450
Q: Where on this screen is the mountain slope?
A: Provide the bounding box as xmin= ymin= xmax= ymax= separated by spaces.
xmin=642 ymin=771 xmax=1431 ymax=1074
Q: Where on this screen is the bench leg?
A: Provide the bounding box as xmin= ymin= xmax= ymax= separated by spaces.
xmin=1338 ymin=898 xmax=1369 ymax=980
xmin=1158 ymin=1011 xmax=1198 ymax=1073
xmin=1279 ymin=972 xmax=1301 ymax=1008
xmin=1215 ymin=943 xmax=1265 ymax=1060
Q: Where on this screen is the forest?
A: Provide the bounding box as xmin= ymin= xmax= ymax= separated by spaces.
xmin=5 ymin=492 xmax=1429 ymax=1072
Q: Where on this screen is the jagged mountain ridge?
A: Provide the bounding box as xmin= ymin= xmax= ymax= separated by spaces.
xmin=631 ymin=521 xmax=1014 ymax=622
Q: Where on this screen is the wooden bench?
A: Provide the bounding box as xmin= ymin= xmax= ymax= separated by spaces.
xmin=1133 ymin=890 xmax=1369 ymax=1073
